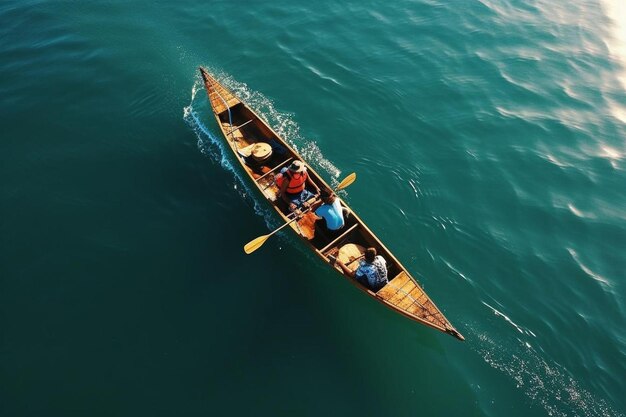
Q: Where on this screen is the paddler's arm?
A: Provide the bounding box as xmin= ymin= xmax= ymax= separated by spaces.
xmin=305 ymin=171 xmax=321 ymax=195
xmin=278 ymin=180 xmax=297 ymax=211
xmin=335 ymin=260 xmax=356 ymax=278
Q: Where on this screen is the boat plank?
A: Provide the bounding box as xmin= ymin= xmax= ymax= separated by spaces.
xmin=396 ymin=282 xmax=421 ymax=310
xmin=256 ymin=158 xmax=293 ymax=182
xmin=377 ymin=271 xmax=411 ymax=299
xmin=385 ymin=278 xmax=416 ymax=306
xmin=400 ymin=286 xmax=429 ymax=314
xmin=320 ymin=224 xmax=359 ymax=254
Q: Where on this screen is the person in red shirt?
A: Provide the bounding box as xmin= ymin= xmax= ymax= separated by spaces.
xmin=277 ymin=160 xmax=320 ymax=211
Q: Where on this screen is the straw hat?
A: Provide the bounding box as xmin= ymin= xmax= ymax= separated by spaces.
xmin=251 ymin=142 xmax=272 ymax=162
xmin=288 ymin=160 xmax=305 ymax=173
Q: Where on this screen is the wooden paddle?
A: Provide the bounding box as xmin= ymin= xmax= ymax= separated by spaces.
xmin=243 ymin=172 xmax=356 ymax=254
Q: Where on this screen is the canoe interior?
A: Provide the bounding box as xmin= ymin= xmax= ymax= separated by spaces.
xmin=210 ymin=101 xmax=406 ymax=272
xmin=199 ymin=68 xmax=464 ymax=340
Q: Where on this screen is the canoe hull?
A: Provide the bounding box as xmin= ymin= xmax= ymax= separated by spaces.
xmin=199 ymin=67 xmax=464 ymax=341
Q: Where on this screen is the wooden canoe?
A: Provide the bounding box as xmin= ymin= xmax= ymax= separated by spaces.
xmin=199 ymin=67 xmax=464 ymax=341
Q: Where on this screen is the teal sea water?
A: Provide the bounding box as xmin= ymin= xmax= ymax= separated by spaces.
xmin=2 ymin=1 xmax=626 ymax=416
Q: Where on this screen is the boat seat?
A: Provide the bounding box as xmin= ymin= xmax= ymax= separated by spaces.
xmin=332 ymin=243 xmax=365 ymax=273
xmin=222 ymin=123 xmax=242 ymax=134
xmin=261 ymin=182 xmax=279 ymax=201
xmin=222 ymin=123 xmax=245 ymax=141
xmin=319 ymin=223 xmax=359 ymax=254
xmin=295 ymin=212 xmax=317 ymax=240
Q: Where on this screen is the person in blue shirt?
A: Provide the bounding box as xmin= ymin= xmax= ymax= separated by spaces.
xmin=314 ymin=190 xmax=346 ymax=232
xmin=334 ymin=247 xmax=388 ymax=292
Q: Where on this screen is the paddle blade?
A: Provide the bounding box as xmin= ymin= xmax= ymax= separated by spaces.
xmin=335 ymin=172 xmax=356 ymax=191
xmin=244 ymin=234 xmax=270 ymax=254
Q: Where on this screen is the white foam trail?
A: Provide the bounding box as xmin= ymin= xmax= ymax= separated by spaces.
xmin=212 ymin=72 xmax=342 ymax=179
xmin=182 ymin=77 xmax=277 ymax=231
xmin=182 ymin=70 xmax=344 ymax=243
xmin=473 ymin=332 xmax=623 ymax=417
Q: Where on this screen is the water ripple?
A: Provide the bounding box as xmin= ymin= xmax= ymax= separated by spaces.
xmin=567 ymin=248 xmax=611 ymax=288
xmin=474 ymin=332 xmax=624 ymax=417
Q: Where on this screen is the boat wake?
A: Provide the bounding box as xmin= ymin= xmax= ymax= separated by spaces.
xmin=468 ymin=310 xmax=624 ymax=417
xmin=182 ymin=77 xmax=278 ymax=231
xmin=182 ymin=68 xmax=343 ymax=239
xmin=205 ymin=71 xmax=342 ymax=180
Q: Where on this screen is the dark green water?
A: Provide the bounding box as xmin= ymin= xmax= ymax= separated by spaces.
xmin=2 ymin=1 xmax=626 ymax=416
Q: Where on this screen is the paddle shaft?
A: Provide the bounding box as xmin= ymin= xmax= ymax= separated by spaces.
xmin=244 ymin=172 xmax=356 ymax=254
xmin=265 ymin=205 xmax=314 ymax=240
